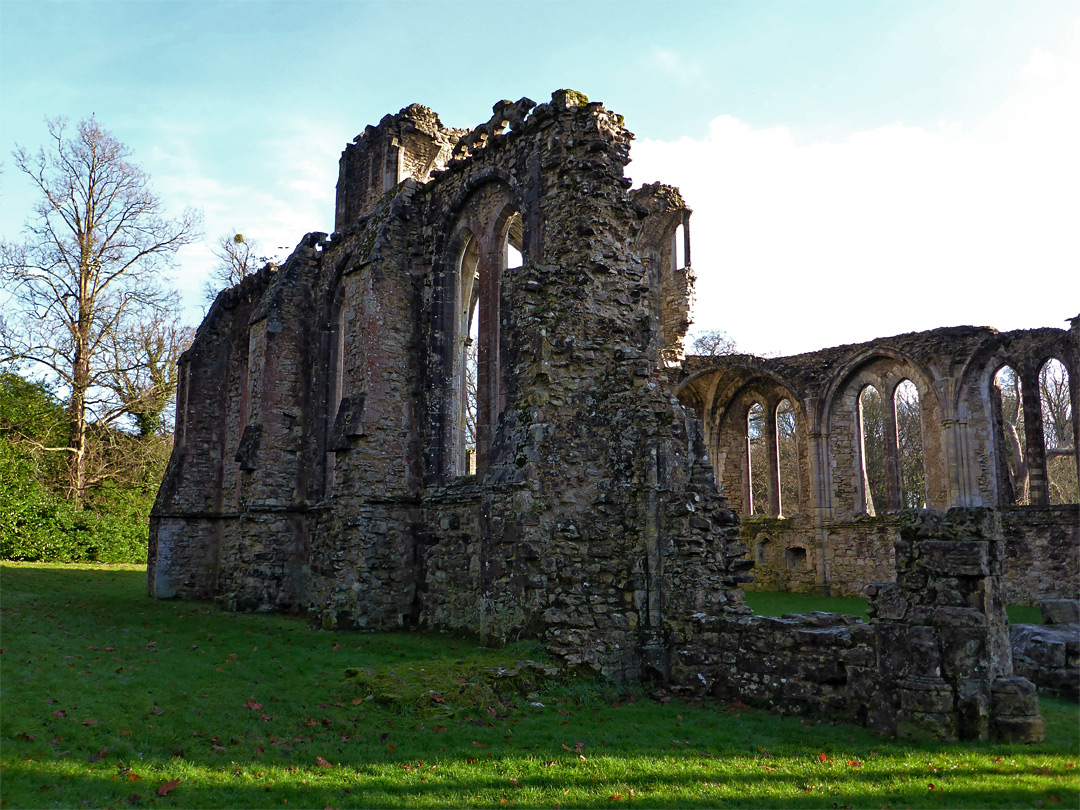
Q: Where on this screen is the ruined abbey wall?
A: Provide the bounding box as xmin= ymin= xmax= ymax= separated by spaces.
xmin=150 ymin=93 xmax=1065 ymax=741
xmin=150 ymin=92 xmax=752 ymax=683
xmin=677 ymin=325 xmax=1080 ymax=604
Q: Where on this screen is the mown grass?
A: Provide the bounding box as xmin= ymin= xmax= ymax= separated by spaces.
xmin=744 ymin=590 xmax=1045 ymax=625
xmin=1 ymin=563 xmax=1076 ymax=809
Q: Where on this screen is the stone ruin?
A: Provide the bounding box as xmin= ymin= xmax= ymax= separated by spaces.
xmin=150 ymin=91 xmax=1073 ymax=742
xmin=677 ymin=324 xmax=1079 ymax=603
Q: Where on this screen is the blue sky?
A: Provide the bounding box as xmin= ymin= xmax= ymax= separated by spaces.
xmin=2 ymin=0 xmax=1078 ymax=355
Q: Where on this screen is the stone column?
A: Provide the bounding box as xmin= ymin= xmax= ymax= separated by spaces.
xmin=865 ymin=508 xmax=1044 ymax=743
xmin=1021 ymin=369 xmax=1048 ymax=506
xmin=882 ymin=393 xmax=902 ymax=510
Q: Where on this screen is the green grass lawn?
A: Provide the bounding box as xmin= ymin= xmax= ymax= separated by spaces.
xmin=2 ymin=563 xmax=1076 ymax=809
xmin=743 ymin=591 xmax=1046 ymax=625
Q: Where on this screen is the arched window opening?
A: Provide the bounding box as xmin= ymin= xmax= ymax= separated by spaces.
xmin=505 ymin=211 xmax=523 ymax=270
xmin=324 ymin=302 xmax=346 ymax=496
xmin=673 ymin=222 xmax=685 ymax=270
xmin=776 ymin=398 xmax=798 ymax=516
xmin=755 ymin=536 xmax=770 ymax=565
xmin=1040 ymin=358 xmax=1077 ymax=504
xmin=894 ymin=380 xmax=925 ymax=508
xmin=859 ymin=385 xmax=887 ymax=515
xmin=747 ymin=402 xmax=768 ymax=515
xmin=457 ymin=234 xmax=480 ymax=476
xmin=785 ymin=546 xmax=807 ymax=571
xmin=993 ymin=365 xmax=1028 ymax=505
xmin=463 ymin=297 xmax=479 ymax=475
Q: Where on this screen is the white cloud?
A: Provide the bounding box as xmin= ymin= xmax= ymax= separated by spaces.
xmin=629 ymin=18 xmax=1080 ymax=357
xmin=143 ymin=116 xmax=340 ymax=322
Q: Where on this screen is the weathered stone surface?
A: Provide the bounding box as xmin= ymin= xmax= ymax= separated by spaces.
xmin=1041 ymin=599 xmax=1080 ymax=626
xmin=150 ymin=95 xmax=1051 ymax=744
xmin=1011 ymin=622 xmax=1080 ymax=701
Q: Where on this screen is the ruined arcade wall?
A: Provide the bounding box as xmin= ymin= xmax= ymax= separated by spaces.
xmin=678 ymin=324 xmax=1080 ymax=603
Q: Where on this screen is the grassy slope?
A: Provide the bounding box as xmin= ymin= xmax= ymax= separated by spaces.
xmin=1 ymin=563 xmax=1076 ymax=809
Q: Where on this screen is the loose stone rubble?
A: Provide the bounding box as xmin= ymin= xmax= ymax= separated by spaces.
xmin=150 ymin=92 xmax=1074 ymax=742
xmin=1011 ymin=600 xmax=1080 ymax=701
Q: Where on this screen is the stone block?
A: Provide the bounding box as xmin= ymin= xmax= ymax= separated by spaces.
xmin=990 ymin=677 xmax=1039 ymax=716
xmin=1041 ymin=599 xmax=1080 ymax=625
xmin=992 ymin=714 xmax=1046 ymax=743
xmin=898 ymin=677 xmax=954 ymax=713
xmin=896 ymin=710 xmax=958 ymax=742
xmin=954 ymin=678 xmax=991 ymax=741
xmin=919 ymin=540 xmax=990 ymax=577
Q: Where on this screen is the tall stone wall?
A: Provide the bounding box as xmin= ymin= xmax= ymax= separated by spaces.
xmin=150 ymin=91 xmax=748 ymax=682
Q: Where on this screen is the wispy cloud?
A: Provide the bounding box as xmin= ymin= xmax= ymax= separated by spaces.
xmin=649 ymin=47 xmax=705 ymax=85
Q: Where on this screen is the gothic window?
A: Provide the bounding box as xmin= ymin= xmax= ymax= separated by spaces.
xmin=776 ymin=398 xmax=798 ymax=516
xmin=858 ymin=385 xmax=887 ymax=515
xmin=1040 ymin=358 xmax=1077 ymax=504
xmin=993 ymin=365 xmax=1027 ymax=505
xmin=894 ymin=379 xmax=925 ymax=508
xmin=456 ymin=233 xmax=480 ymax=476
xmin=747 ymin=401 xmax=767 ymax=515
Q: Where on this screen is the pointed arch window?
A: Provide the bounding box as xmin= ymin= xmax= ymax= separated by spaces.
xmin=858 ymin=385 xmax=887 ymax=515
xmin=1040 ymin=358 xmax=1077 ymax=504
xmin=894 ymin=379 xmax=925 ymax=508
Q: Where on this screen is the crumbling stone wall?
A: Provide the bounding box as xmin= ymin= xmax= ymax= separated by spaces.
xmin=678 ymin=325 xmax=1080 ymax=603
xmin=151 ymin=91 xmax=747 ymax=682
xmin=152 ymin=93 xmax=1052 ymax=741
xmin=670 ymin=509 xmax=1045 ymax=742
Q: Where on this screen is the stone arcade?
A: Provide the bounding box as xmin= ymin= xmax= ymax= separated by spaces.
xmin=151 ymin=92 xmax=1070 ymax=742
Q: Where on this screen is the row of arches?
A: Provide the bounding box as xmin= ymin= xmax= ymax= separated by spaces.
xmin=992 ymin=358 xmax=1076 ymax=506
xmin=698 ymin=342 xmax=1076 ymax=519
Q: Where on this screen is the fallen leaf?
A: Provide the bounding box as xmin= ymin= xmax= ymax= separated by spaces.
xmin=315 ymin=756 xmax=331 ymax=767
xmin=244 ymin=700 xmax=263 ymax=711
xmin=81 ymin=719 xmax=98 ymax=726
xmin=157 ymin=778 xmax=179 ymax=796
xmin=818 ymin=753 xmax=828 ymax=762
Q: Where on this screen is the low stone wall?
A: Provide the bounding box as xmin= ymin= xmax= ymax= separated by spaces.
xmin=739 ymin=506 xmax=1078 ymax=605
xmin=675 ymin=509 xmax=1046 ymax=742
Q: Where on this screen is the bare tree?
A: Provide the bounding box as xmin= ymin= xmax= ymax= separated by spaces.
xmin=691 ymin=329 xmax=738 ymax=357
xmin=101 ymin=305 xmax=195 ymax=437
xmin=995 ymin=366 xmax=1029 ymax=504
xmin=0 ymin=117 xmax=201 ymax=506
xmin=203 ymin=232 xmax=270 ymax=304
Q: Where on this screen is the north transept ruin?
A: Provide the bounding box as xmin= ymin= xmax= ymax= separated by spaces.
xmin=150 ymin=92 xmax=1077 ymax=742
